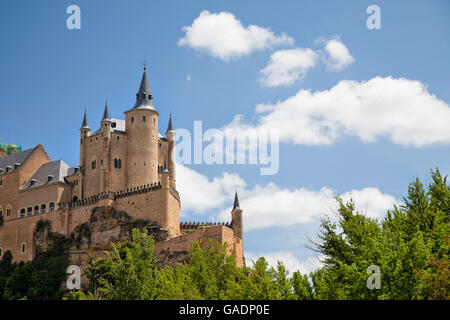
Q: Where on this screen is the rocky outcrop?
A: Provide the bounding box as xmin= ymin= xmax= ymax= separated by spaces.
xmin=33 ymin=206 xmax=172 ymax=289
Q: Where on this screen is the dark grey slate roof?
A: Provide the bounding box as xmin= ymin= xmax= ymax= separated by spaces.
xmin=131 ymin=68 xmax=156 ymax=111
xmin=93 ymin=118 xmax=125 ymax=135
xmin=66 ymin=166 xmax=80 ymax=176
xmin=23 ymin=160 xmax=69 ymax=189
xmin=81 ymin=109 xmax=90 ymax=129
xmin=166 ymin=114 xmax=174 ymax=133
xmin=0 ymin=148 xmax=34 ymax=175
xmin=102 ymin=101 xmax=110 ymax=121
xmin=233 ymin=191 xmax=241 ymax=210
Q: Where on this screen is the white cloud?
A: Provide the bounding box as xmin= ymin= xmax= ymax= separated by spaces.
xmin=186 ymin=75 xmax=191 ymax=81
xmin=323 ymin=38 xmax=355 ymax=71
xmin=178 ymin=10 xmax=294 ymax=61
xmin=246 ymin=252 xmax=323 ymax=275
xmin=177 ymin=163 xmax=246 ymax=214
xmin=217 ymin=183 xmax=397 ymax=230
xmin=341 ymin=187 xmax=398 ymax=219
xmin=177 ymin=164 xmax=398 ymax=230
xmin=259 ymin=48 xmax=318 ymax=87
xmin=227 ymin=76 xmax=450 ymax=147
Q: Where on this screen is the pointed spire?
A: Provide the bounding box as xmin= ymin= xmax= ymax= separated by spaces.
xmin=102 ymin=100 xmax=110 ymax=121
xmin=233 ymin=190 xmax=240 ymax=210
xmin=80 ymin=109 xmax=90 ymax=129
xmin=133 ymin=65 xmax=155 ymax=110
xmin=166 ymin=113 xmax=174 ymax=133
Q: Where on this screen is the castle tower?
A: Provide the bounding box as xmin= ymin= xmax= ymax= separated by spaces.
xmin=101 ymin=101 xmax=112 ymax=139
xmin=79 ymin=109 xmax=91 ymax=170
xmin=231 ymin=191 xmax=243 ymax=239
xmin=79 ymin=109 xmax=90 ymax=199
xmin=166 ymin=114 xmax=176 ymax=188
xmin=125 ymin=67 xmax=159 ymax=187
xmin=100 ymin=101 xmax=111 ymax=192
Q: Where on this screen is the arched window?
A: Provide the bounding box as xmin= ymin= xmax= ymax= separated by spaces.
xmin=27 ymin=207 xmax=32 ymax=216
xmin=0 ymin=206 xmax=2 ymax=219
xmin=143 ymin=115 xmax=146 ymax=122
xmin=131 ymin=116 xmax=134 ymax=123
xmin=34 ymin=205 xmax=39 ymax=215
xmin=40 ymin=204 xmax=46 ymax=214
xmin=118 ymin=159 xmax=121 ymax=169
xmin=21 ymin=243 xmax=26 ymax=254
xmin=20 ymin=208 xmax=25 ymax=217
xmin=6 ymin=205 xmax=11 ymax=217
xmin=49 ymin=202 xmax=55 ymax=212
xmin=114 ymin=159 xmax=117 ymax=168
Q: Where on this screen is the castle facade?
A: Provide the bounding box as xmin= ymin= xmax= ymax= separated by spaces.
xmin=0 ymin=69 xmax=244 ymax=269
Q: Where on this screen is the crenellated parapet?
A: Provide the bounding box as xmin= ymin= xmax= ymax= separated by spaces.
xmin=59 ymin=182 xmax=163 ymax=209
xmin=180 ymin=221 xmax=231 ymax=233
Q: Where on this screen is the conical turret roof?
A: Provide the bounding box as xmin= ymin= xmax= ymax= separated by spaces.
xmin=132 ymin=67 xmax=156 ymax=110
xmin=102 ymin=100 xmax=110 ymax=121
xmin=166 ymin=114 xmax=174 ymax=132
xmin=233 ymin=190 xmax=241 ymax=210
xmin=80 ymin=109 xmax=90 ymax=129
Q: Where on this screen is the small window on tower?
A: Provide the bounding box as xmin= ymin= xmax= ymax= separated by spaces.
xmin=118 ymin=159 xmax=122 ymax=169
xmin=143 ymin=116 xmax=146 ymax=122
xmin=131 ymin=117 xmax=134 ymax=123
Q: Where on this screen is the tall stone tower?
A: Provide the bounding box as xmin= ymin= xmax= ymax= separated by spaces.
xmin=100 ymin=101 xmax=111 ymax=192
xmin=125 ymin=67 xmax=159 ymax=187
xmin=231 ymin=191 xmax=243 ymax=239
xmin=166 ymin=114 xmax=176 ymax=188
xmin=79 ymin=109 xmax=90 ymax=198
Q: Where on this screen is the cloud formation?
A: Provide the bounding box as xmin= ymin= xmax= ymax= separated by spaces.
xmin=258 ymin=38 xmax=353 ymax=87
xmin=246 ymin=251 xmax=323 ymax=275
xmin=177 ymin=164 xmax=398 ymax=230
xmin=259 ymin=48 xmax=318 ymax=87
xmin=178 ymin=11 xmax=293 ymax=61
xmin=227 ymin=77 xmax=450 ymax=147
xmin=323 ymin=38 xmax=355 ymax=71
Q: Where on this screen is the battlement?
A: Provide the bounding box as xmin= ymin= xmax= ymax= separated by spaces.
xmin=180 ymin=221 xmax=231 ymax=233
xmin=58 ymin=182 xmax=163 ymax=209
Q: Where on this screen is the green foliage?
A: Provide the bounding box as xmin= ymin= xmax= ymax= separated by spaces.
xmin=2 ymin=169 xmax=448 ymax=300
xmin=311 ymin=168 xmax=449 ymax=300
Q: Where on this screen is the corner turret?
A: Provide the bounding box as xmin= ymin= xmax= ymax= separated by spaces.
xmin=166 ymin=114 xmax=176 ymax=188
xmin=231 ymin=191 xmax=243 ymax=239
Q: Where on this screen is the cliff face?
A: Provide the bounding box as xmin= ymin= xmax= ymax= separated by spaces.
xmin=33 ymin=206 xmax=185 ymax=289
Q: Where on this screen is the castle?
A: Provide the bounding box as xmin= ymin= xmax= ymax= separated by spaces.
xmin=0 ymin=68 xmax=244 ymax=271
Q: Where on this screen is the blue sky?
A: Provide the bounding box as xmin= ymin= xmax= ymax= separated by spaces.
xmin=1 ymin=0 xmax=449 ymax=273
